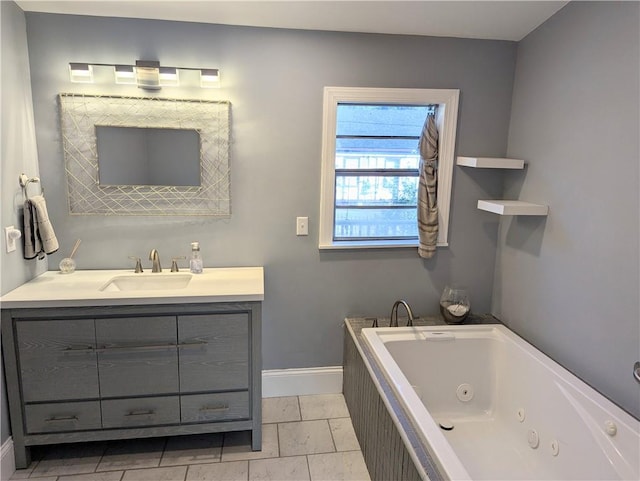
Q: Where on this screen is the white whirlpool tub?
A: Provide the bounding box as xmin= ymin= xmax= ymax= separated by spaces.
xmin=361 ymin=325 xmax=640 ymax=480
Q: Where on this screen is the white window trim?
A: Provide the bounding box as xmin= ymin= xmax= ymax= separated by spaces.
xmin=319 ymin=86 xmax=460 ymax=250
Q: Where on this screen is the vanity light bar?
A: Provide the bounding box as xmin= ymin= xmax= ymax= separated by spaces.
xmin=69 ymin=63 xmax=93 ymax=83
xmin=159 ymin=67 xmax=179 ymax=87
xmin=200 ymin=69 xmax=220 ymax=88
xmin=114 ymin=65 xmax=136 ymax=84
xmin=68 ymin=61 xmax=221 ymax=89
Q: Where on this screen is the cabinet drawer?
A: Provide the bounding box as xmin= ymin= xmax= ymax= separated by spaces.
xmin=16 ymin=319 xmax=99 ymax=402
xmin=178 ymin=314 xmax=249 ymax=392
xmin=96 ymin=317 xmax=179 ymax=397
xmin=181 ymin=392 xmax=250 ymax=423
xmin=25 ymin=401 xmax=101 ymax=434
xmin=101 ymin=396 xmax=179 ymax=428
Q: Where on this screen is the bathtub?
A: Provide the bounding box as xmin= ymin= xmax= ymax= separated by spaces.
xmin=361 ymin=325 xmax=640 ymax=480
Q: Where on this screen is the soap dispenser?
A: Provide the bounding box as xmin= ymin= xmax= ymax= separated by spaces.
xmin=189 ymin=241 xmax=203 ymax=274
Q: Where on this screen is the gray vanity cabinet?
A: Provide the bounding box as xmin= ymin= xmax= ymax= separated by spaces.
xmin=1 ymin=302 xmax=262 ymax=469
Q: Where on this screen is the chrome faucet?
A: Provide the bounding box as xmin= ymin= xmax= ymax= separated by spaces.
xmin=390 ymin=300 xmax=415 ymax=327
xmin=149 ymin=249 xmax=162 ymax=273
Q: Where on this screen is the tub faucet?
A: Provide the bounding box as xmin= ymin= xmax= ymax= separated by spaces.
xmin=390 ymin=300 xmax=414 ymax=327
xmin=149 ymin=249 xmax=162 ymax=272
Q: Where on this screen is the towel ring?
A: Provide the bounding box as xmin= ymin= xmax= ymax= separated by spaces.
xmin=19 ymin=174 xmax=44 ymax=199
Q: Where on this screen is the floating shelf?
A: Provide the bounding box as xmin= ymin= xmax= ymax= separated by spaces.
xmin=457 ymin=156 xmax=525 ymax=169
xmin=478 ymin=200 xmax=548 ymax=216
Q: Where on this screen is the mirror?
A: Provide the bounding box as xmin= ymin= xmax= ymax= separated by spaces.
xmin=96 ymin=126 xmax=201 ymax=186
xmin=59 ymin=94 xmax=231 ymax=216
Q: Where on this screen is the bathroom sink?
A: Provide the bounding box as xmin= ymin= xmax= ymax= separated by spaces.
xmin=99 ymin=273 xmax=193 ymax=292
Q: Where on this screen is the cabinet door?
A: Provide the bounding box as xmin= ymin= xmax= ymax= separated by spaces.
xmin=96 ymin=317 xmax=179 ymax=397
xmin=178 ymin=313 xmax=249 ymax=392
xmin=16 ymin=319 xmax=99 ymax=402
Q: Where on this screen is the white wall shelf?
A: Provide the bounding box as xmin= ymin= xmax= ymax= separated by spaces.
xmin=478 ymin=200 xmax=548 ymax=216
xmin=457 ymin=156 xmax=525 ymax=169
xmin=460 ymin=155 xmax=547 ymax=216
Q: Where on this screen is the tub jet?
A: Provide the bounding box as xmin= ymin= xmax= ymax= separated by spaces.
xmin=439 ymin=420 xmax=454 ymax=431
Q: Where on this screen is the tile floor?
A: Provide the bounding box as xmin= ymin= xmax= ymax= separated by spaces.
xmin=10 ymin=394 xmax=371 ymax=481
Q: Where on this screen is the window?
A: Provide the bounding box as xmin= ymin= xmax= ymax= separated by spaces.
xmin=319 ymin=87 xmax=459 ymax=249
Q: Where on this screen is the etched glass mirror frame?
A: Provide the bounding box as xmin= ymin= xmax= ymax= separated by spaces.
xmin=59 ymin=94 xmax=231 ymax=216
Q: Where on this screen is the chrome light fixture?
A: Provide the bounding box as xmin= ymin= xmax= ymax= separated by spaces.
xmin=68 ymin=60 xmax=221 ymax=89
xmin=135 ymin=60 xmax=161 ymax=90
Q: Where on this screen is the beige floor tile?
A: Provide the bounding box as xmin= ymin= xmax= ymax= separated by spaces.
xmin=221 ymin=424 xmax=278 ymax=462
xmin=31 ymin=443 xmax=106 ymax=477
xmin=262 ymin=396 xmax=301 ymax=424
xmin=329 ymin=418 xmax=361 ymax=451
xmin=249 ymin=456 xmax=310 ymax=481
xmin=308 ymin=451 xmax=371 ymax=481
xmin=278 ymin=420 xmax=335 ymax=457
xmin=58 ymin=472 xmax=124 ymax=481
xmin=186 ymin=461 xmax=248 ymax=481
xmin=9 ymin=460 xmax=39 ymax=479
xmin=299 ymin=394 xmax=350 ymax=420
xmin=122 ymin=465 xmax=187 ymax=481
xmin=11 ymin=476 xmax=57 ymax=481
xmin=160 ymin=433 xmax=223 ymax=466
xmin=96 ymin=438 xmax=165 ymax=472
xmin=12 ymin=477 xmax=57 ymax=481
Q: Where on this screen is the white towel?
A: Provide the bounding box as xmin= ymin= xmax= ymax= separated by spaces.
xmin=23 ymin=195 xmax=59 ymax=259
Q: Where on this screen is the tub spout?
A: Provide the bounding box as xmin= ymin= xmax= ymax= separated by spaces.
xmin=390 ymin=300 xmax=414 ymax=327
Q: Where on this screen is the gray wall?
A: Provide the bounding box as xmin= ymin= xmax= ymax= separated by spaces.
xmin=0 ymin=1 xmax=46 ymax=445
xmin=494 ymin=1 xmax=640 ymax=418
xmin=24 ymin=14 xmax=515 ymax=371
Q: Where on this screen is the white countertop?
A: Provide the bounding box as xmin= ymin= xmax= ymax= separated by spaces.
xmin=0 ymin=267 xmax=264 ymax=308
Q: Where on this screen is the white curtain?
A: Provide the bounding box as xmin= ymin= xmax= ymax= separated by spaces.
xmin=417 ymin=112 xmax=439 ymax=258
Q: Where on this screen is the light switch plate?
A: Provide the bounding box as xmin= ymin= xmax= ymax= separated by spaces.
xmin=296 ymin=217 xmax=309 ymax=236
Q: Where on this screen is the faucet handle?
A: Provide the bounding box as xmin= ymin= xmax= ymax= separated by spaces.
xmin=171 ymin=256 xmax=186 ymax=272
xmin=128 ymin=256 xmax=143 ymax=273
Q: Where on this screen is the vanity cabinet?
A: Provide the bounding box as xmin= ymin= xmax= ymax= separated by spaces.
xmin=1 ymin=302 xmax=262 ymax=469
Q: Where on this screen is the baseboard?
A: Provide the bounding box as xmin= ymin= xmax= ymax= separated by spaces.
xmin=1 ymin=437 xmax=15 ymax=481
xmin=262 ymin=366 xmax=343 ymax=398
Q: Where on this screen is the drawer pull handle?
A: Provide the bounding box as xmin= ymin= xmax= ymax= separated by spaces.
xmin=63 ymin=346 xmax=94 ymax=353
xmin=96 ymin=344 xmax=178 ymax=353
xmin=178 ymin=341 xmax=209 ymax=349
xmin=200 ymin=405 xmax=229 ymax=412
xmin=45 ymin=415 xmax=79 ymax=422
xmin=125 ymin=410 xmax=155 ymax=417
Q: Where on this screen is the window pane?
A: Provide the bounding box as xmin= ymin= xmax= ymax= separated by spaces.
xmin=334 ymin=207 xmax=418 ymax=240
xmin=335 ymin=175 xmax=418 ymax=207
xmin=335 ymin=153 xmax=419 ymax=170
xmin=331 ymin=101 xmax=436 ymax=243
xmin=336 ymin=137 xmax=419 ymax=155
xmin=336 ymin=104 xmax=433 ymax=137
